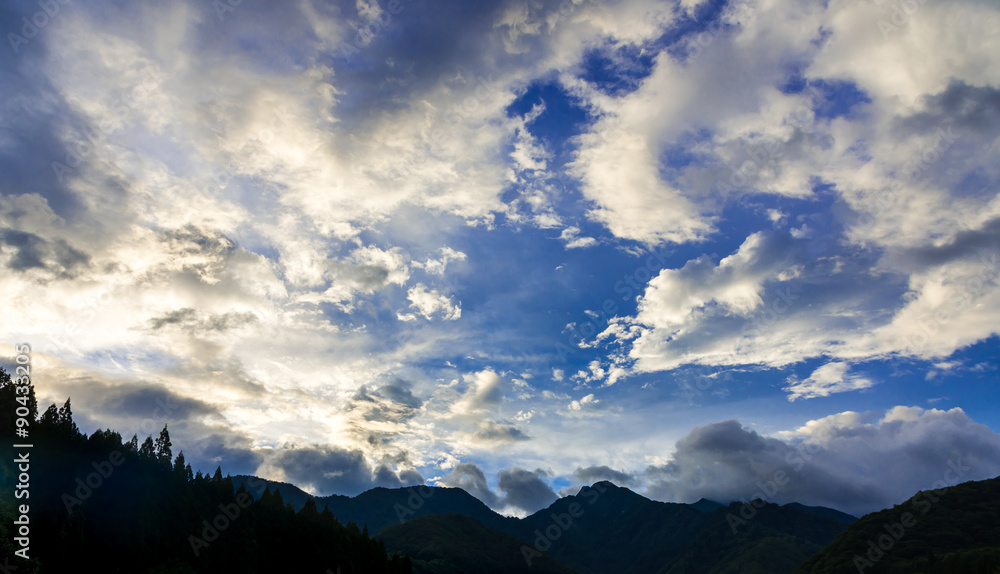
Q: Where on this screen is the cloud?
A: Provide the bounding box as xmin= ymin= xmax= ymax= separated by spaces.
xmin=260 ymin=444 xmax=424 ymax=496
xmin=644 ymin=407 xmax=1000 ymax=516
xmin=438 ymin=463 xmax=557 ymax=515
xmin=0 ymin=228 xmax=90 ymax=279
xmin=402 ymin=283 xmax=462 ymax=321
xmin=437 ymin=461 xmax=500 ymax=508
xmin=497 ymin=467 xmax=558 ymax=515
xmin=147 ymin=308 xmax=259 ymax=333
xmin=784 ymin=362 xmax=875 ymax=401
xmin=452 ymin=369 xmax=505 ymax=415
xmin=567 ymin=393 xmax=599 ymax=411
xmin=469 ymin=420 xmax=530 ymax=444
xmin=559 ymin=226 xmax=598 ymax=249
xmin=573 ymin=465 xmax=637 ymax=487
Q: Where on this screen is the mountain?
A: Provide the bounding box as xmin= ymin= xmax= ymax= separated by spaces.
xmin=660 ymin=501 xmax=852 ymax=574
xmin=231 ymin=474 xmax=316 ymax=509
xmin=511 ymin=482 xmax=852 ymax=574
xmin=514 ymin=481 xmax=708 ymax=574
xmin=796 ymin=475 xmax=1000 ymax=574
xmin=232 ymin=475 xmax=518 ymax=535
xmin=378 ymin=513 xmax=575 ymax=574
xmin=229 ymin=476 xmax=857 ymax=574
xmin=783 ymin=502 xmax=859 ymax=525
xmin=691 ymin=497 xmax=726 ymax=512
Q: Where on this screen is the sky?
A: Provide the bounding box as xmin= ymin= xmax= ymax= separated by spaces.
xmin=2 ymin=0 xmax=1000 ymax=518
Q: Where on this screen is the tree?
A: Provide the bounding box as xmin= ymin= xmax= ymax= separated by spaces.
xmin=58 ymin=398 xmax=80 ymax=437
xmin=0 ymin=367 xmax=38 ymax=435
xmin=155 ymin=424 xmax=172 ymax=467
xmin=140 ymin=436 xmax=156 ymax=459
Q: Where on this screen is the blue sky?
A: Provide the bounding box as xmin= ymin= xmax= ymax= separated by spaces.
xmin=2 ymin=0 xmax=1000 ymax=517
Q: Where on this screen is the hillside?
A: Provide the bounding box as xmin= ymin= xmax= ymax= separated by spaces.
xmin=378 ymin=513 xmax=576 ymax=574
xmin=796 ymin=476 xmax=1000 ymax=574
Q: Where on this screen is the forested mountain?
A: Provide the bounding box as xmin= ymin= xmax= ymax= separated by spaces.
xmin=796 ymin=475 xmax=1000 ymax=574
xmin=5 ymin=368 xmax=999 ymax=574
xmin=235 ymin=476 xmax=856 ymax=573
xmin=378 ymin=513 xmax=575 ymax=574
xmin=0 ymin=368 xmax=411 ymax=573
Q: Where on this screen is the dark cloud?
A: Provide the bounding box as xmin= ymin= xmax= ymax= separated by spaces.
xmin=329 ymin=262 xmax=391 ymax=290
xmin=438 ymin=462 xmax=500 ymax=508
xmin=891 ymin=216 xmax=1000 ymax=270
xmin=348 ymin=379 xmax=424 ymax=425
xmin=99 ymin=385 xmax=220 ymax=421
xmin=642 ymin=410 xmax=1000 ymax=516
xmin=269 ymin=445 xmax=423 ymax=496
xmin=497 ymin=467 xmax=558 ymax=514
xmin=0 ymin=228 xmax=90 ymax=278
xmin=147 ymin=307 xmax=259 ymax=333
xmin=471 ymin=420 xmax=530 ymax=444
xmin=901 ymin=80 xmax=1000 ymax=134
xmin=573 ymin=465 xmax=637 ymax=487
xmin=373 ymin=463 xmax=425 ymax=489
xmin=187 ymin=431 xmax=264 ymax=477
xmin=373 ymin=380 xmax=423 ymax=409
xmin=440 ymin=462 xmax=558 ymax=515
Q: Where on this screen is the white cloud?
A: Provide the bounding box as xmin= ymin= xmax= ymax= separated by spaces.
xmin=568 ymin=393 xmax=599 ymax=411
xmin=559 ymin=226 xmax=598 ymax=249
xmin=452 ymin=369 xmax=505 ymax=416
xmin=784 ymin=362 xmax=875 ymax=401
xmin=405 ymin=283 xmax=462 ymax=321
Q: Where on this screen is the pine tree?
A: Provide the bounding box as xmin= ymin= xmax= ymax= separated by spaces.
xmin=139 ymin=436 xmax=156 ymax=459
xmin=57 ymin=398 xmax=80 ymax=437
xmin=154 ymin=424 xmax=172 ymax=467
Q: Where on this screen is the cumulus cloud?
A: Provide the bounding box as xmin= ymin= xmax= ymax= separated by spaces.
xmin=784 ymin=362 xmax=875 ymax=401
xmin=437 ymin=462 xmax=501 ymax=508
xmin=559 ymin=226 xmax=598 ymax=249
xmin=643 ymin=407 xmax=1000 ymax=516
xmin=259 ymin=445 xmax=424 ymax=496
xmin=401 ymin=283 xmax=462 ymax=321
xmin=439 ymin=463 xmax=557 ymax=515
xmin=452 ymin=369 xmax=505 ymax=415
xmin=469 ymin=420 xmax=531 ymax=444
